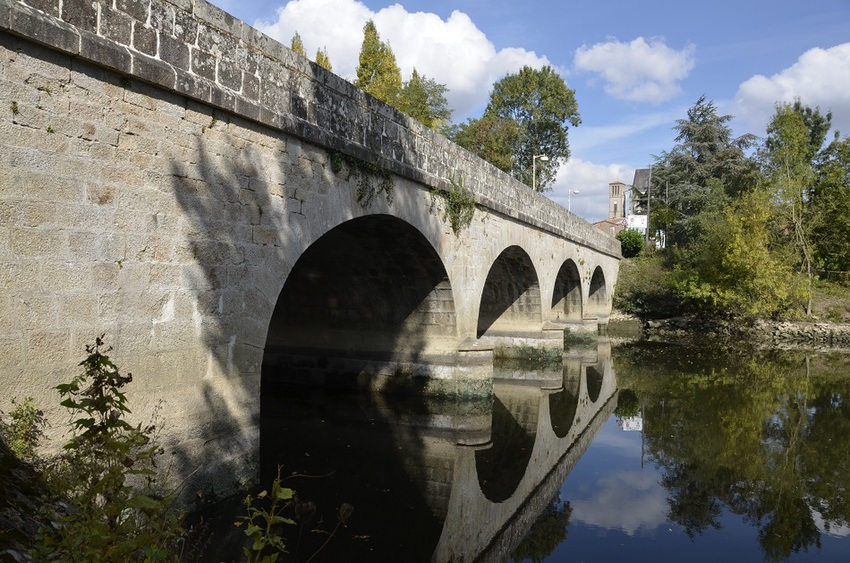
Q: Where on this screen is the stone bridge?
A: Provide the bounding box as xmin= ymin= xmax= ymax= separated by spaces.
xmin=0 ymin=0 xmax=620 ymax=489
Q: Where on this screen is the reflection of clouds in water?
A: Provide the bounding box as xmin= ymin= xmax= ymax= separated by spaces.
xmin=571 ymin=470 xmax=668 ymax=536
xmin=812 ymin=509 xmax=850 ymax=538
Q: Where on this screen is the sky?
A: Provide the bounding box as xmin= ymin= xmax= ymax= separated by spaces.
xmin=206 ymin=0 xmax=850 ymax=222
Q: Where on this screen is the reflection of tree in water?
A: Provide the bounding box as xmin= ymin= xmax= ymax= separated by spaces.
xmin=510 ymin=494 xmax=572 ymax=563
xmin=614 ymin=388 xmax=640 ymax=418
xmin=615 ymin=342 xmax=850 ymax=561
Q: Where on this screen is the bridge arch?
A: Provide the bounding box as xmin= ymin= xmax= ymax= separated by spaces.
xmin=476 ymin=246 xmax=541 ymax=338
xmin=550 ymin=259 xmax=583 ymax=322
xmin=586 ymin=266 xmax=609 ymax=318
xmin=263 ymin=215 xmax=456 ymax=388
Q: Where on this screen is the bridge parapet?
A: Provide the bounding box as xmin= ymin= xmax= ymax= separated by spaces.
xmin=0 ymin=0 xmax=619 ymax=258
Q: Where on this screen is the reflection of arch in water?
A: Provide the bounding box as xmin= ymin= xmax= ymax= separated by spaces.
xmin=550 ymin=259 xmax=583 ymax=322
xmin=475 ymin=393 xmax=536 ymax=502
xmin=549 ymin=362 xmax=582 ymax=438
xmin=586 ymin=365 xmax=604 ymax=403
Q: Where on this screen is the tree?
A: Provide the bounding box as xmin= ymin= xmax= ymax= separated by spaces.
xmin=616 ymin=228 xmax=644 ymax=258
xmin=482 ymin=66 xmax=580 ymax=191
xmin=450 ymin=115 xmax=519 ymax=173
xmin=397 ymin=68 xmax=452 ymax=130
xmin=810 ymin=134 xmax=850 ymax=273
xmin=315 ymin=46 xmax=332 ymax=72
xmin=761 ymin=101 xmax=831 ymax=314
xmin=290 ymin=32 xmax=306 ymax=57
xmin=674 ymin=186 xmax=798 ymax=319
xmin=647 ymin=96 xmax=758 ymax=247
xmin=354 ymin=20 xmax=402 ymax=106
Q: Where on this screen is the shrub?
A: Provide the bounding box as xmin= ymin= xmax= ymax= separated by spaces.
xmin=32 ymin=336 xmax=184 ymax=562
xmin=616 ymin=228 xmax=645 ymax=258
xmin=614 ymin=253 xmax=683 ymax=319
xmin=0 ymin=397 xmax=45 ymax=461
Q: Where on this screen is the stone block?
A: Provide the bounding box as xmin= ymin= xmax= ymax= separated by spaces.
xmin=159 ymin=33 xmax=189 ymax=69
xmin=80 ymin=32 xmax=132 ymax=76
xmin=132 ymin=22 xmax=158 ymax=57
xmin=190 ymin=48 xmax=216 ymax=82
xmin=133 ymin=52 xmax=175 ymax=88
xmin=10 ymin=226 xmax=66 ymax=258
xmin=115 ymin=0 xmax=149 ymax=23
xmin=61 ymin=0 xmax=97 ymax=33
xmin=100 ymin=7 xmax=133 ymax=46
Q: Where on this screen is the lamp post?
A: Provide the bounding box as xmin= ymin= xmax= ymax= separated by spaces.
xmin=568 ymin=189 xmax=579 ymax=212
xmin=532 ymin=154 xmax=549 ymax=191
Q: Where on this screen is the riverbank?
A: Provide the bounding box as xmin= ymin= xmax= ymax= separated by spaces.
xmin=609 ymin=313 xmax=850 ymax=351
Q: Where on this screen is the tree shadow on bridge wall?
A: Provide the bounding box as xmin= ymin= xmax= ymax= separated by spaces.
xmin=159 ymin=75 xmax=477 ymax=546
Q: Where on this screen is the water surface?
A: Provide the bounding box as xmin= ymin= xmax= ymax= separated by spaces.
xmin=243 ymin=340 xmax=850 ymax=562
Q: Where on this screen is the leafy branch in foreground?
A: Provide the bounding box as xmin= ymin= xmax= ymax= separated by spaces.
xmin=32 ymin=336 xmax=184 ymax=562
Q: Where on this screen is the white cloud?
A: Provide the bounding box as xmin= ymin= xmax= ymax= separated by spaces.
xmin=255 ymin=0 xmax=551 ymax=118
xmin=571 ymin=469 xmax=669 ymax=535
xmin=550 ymin=158 xmax=633 ymax=223
xmin=574 ymin=37 xmax=696 ymax=103
xmin=735 ymin=42 xmax=850 ymax=135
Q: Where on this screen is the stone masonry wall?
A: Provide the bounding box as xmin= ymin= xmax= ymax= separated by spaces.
xmin=0 ymin=0 xmax=620 ymax=259
xmin=0 ymin=0 xmax=621 ymax=495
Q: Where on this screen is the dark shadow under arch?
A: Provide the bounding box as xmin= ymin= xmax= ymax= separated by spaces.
xmin=477 ymin=246 xmax=541 ymax=338
xmin=586 ymin=266 xmax=607 ymax=317
xmin=551 ymin=259 xmax=582 ymax=322
xmin=262 ymin=215 xmax=455 ymax=388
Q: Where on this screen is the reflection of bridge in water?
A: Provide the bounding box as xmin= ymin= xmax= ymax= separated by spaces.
xmin=261 ymin=339 xmax=616 ymax=561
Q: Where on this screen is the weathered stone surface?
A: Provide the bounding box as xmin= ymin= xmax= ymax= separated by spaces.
xmin=0 ymin=0 xmax=621 ymax=499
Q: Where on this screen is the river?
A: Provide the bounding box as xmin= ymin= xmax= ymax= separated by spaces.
xmin=198 ymin=337 xmax=850 ymax=562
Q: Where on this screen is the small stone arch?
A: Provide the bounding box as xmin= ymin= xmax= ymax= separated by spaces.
xmin=550 ymin=259 xmax=583 ymax=322
xmin=476 ymin=246 xmax=541 ymax=338
xmin=586 ymin=266 xmax=608 ymax=318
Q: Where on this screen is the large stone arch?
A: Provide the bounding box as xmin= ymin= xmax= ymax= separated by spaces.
xmin=476 ymin=246 xmax=541 ymax=339
xmin=263 ymin=214 xmax=457 ymax=390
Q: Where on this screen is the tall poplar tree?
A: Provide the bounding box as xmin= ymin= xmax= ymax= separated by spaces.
xmin=315 ymin=47 xmax=333 ymax=71
xmin=762 ymin=101 xmax=832 ymax=314
xmin=354 ymin=20 xmax=402 ymax=106
xmin=290 ymin=32 xmax=306 ymax=57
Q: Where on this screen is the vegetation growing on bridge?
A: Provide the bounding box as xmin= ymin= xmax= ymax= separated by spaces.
xmin=431 ymin=175 xmax=476 ymax=234
xmin=329 ymin=150 xmax=394 ymax=208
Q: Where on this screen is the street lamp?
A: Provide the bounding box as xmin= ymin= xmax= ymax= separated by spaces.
xmin=532 ymin=154 xmax=549 ymax=191
xmin=568 ymin=189 xmax=579 ymax=212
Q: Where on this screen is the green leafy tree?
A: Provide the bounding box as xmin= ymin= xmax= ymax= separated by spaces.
xmin=450 ymin=115 xmax=519 ymax=173
xmin=761 ymin=101 xmax=831 ymax=314
xmin=315 ymin=46 xmax=333 ymax=72
xmin=616 ymin=228 xmax=644 ymax=258
xmin=482 ymin=65 xmax=580 ymax=191
xmin=646 ymin=96 xmax=758 ymax=247
xmin=810 ymin=134 xmax=850 ymax=274
xmin=290 ymin=32 xmax=306 ymax=57
xmin=354 ymin=20 xmax=402 ymax=106
xmin=674 ymin=185 xmax=798 ymax=319
xmin=397 ymin=68 xmax=452 ymax=130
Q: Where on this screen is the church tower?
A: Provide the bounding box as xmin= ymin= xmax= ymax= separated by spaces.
xmin=608 ymin=181 xmax=626 ymax=218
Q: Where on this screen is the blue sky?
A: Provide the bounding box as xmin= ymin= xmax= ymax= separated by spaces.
xmin=207 ymin=0 xmax=850 ymax=222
